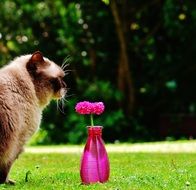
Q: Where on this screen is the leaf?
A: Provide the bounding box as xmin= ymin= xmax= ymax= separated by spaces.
xmin=101 ymin=0 xmax=110 ymax=5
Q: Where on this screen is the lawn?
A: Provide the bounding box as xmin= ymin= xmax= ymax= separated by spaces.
xmin=0 ymin=143 xmax=195 ymax=190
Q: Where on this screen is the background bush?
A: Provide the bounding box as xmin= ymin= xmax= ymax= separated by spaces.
xmin=0 ymin=0 xmax=195 ymax=144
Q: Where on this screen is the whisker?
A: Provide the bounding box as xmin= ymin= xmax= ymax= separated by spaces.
xmin=57 ymin=99 xmax=65 ymax=114
xmin=64 ymin=72 xmax=69 ymax=77
xmin=62 ymin=96 xmax=69 ymax=103
xmin=56 ymin=84 xmax=74 ymax=114
xmin=62 ymin=64 xmax=70 ymax=71
xmin=61 ymin=90 xmax=75 ymax=102
xmin=64 ymin=93 xmax=75 ymax=99
xmin=63 ymin=55 xmax=71 ymax=63
xmin=63 ymin=69 xmax=73 ymax=75
xmin=56 ymin=100 xmax=58 ymax=113
xmin=60 ymin=99 xmax=66 ymax=114
xmin=57 ymin=100 xmax=60 ymax=112
xmin=61 ymin=56 xmax=71 ymax=70
xmin=64 ymin=69 xmax=73 ymax=72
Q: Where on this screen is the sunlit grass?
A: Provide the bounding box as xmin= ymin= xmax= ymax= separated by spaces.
xmin=26 ymin=140 xmax=196 ymax=153
xmin=0 ymin=151 xmax=195 ymax=189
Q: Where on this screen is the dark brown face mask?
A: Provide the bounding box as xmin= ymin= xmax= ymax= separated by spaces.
xmin=50 ymin=77 xmax=67 ymax=94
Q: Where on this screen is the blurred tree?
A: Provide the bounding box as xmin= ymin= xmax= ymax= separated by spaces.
xmin=110 ymin=0 xmax=135 ymax=114
xmin=0 ymin=0 xmax=195 ymax=143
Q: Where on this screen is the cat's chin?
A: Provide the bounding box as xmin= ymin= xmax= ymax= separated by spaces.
xmin=53 ymin=94 xmax=63 ymax=100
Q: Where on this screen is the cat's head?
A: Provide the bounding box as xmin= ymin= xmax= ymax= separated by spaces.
xmin=26 ymin=51 xmax=67 ymax=108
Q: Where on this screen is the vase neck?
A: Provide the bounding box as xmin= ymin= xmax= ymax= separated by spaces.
xmin=87 ymin=126 xmax=102 ymax=137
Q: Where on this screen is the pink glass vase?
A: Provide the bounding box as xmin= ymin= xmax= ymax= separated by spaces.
xmin=80 ymin=126 xmax=110 ymax=184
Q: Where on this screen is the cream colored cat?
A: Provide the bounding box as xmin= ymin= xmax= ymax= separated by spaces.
xmin=0 ymin=51 xmax=67 ymax=184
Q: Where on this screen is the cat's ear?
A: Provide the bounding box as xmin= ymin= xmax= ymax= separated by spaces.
xmin=27 ymin=51 xmax=44 ymax=72
xmin=30 ymin=51 xmax=44 ymax=64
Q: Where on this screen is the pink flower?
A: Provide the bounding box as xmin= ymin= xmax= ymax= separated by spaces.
xmin=75 ymin=101 xmax=92 ymax=114
xmin=75 ymin=101 xmax=105 ymax=126
xmin=91 ymin=102 xmax=105 ymax=115
xmin=75 ymin=101 xmax=105 ymax=115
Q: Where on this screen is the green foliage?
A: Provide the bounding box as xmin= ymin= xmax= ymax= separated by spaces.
xmin=0 ymin=0 xmax=195 ymax=144
xmin=28 ymin=129 xmax=51 ymax=146
xmin=101 ymin=0 xmax=110 ymax=5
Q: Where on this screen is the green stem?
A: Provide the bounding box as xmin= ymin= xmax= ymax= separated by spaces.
xmin=90 ymin=114 xmax=94 ymax=127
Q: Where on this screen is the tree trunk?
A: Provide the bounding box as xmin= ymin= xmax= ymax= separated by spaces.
xmin=110 ymin=0 xmax=135 ymax=114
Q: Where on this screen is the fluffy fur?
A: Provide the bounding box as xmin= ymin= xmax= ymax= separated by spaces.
xmin=0 ymin=51 xmax=67 ymax=184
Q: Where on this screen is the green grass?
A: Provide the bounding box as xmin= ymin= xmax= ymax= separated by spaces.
xmin=0 ymin=151 xmax=195 ymax=190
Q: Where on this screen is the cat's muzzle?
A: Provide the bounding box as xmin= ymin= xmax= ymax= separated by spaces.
xmin=59 ymin=88 xmax=67 ymax=98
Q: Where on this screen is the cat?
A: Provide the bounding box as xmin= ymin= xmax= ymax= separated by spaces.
xmin=0 ymin=51 xmax=67 ymax=184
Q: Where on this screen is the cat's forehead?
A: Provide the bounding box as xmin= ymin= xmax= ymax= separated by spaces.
xmin=43 ymin=58 xmax=65 ymax=78
xmin=10 ymin=54 xmax=65 ymax=78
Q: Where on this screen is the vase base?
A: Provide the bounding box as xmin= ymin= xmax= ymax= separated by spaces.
xmin=81 ymin=180 xmax=109 ymax=185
